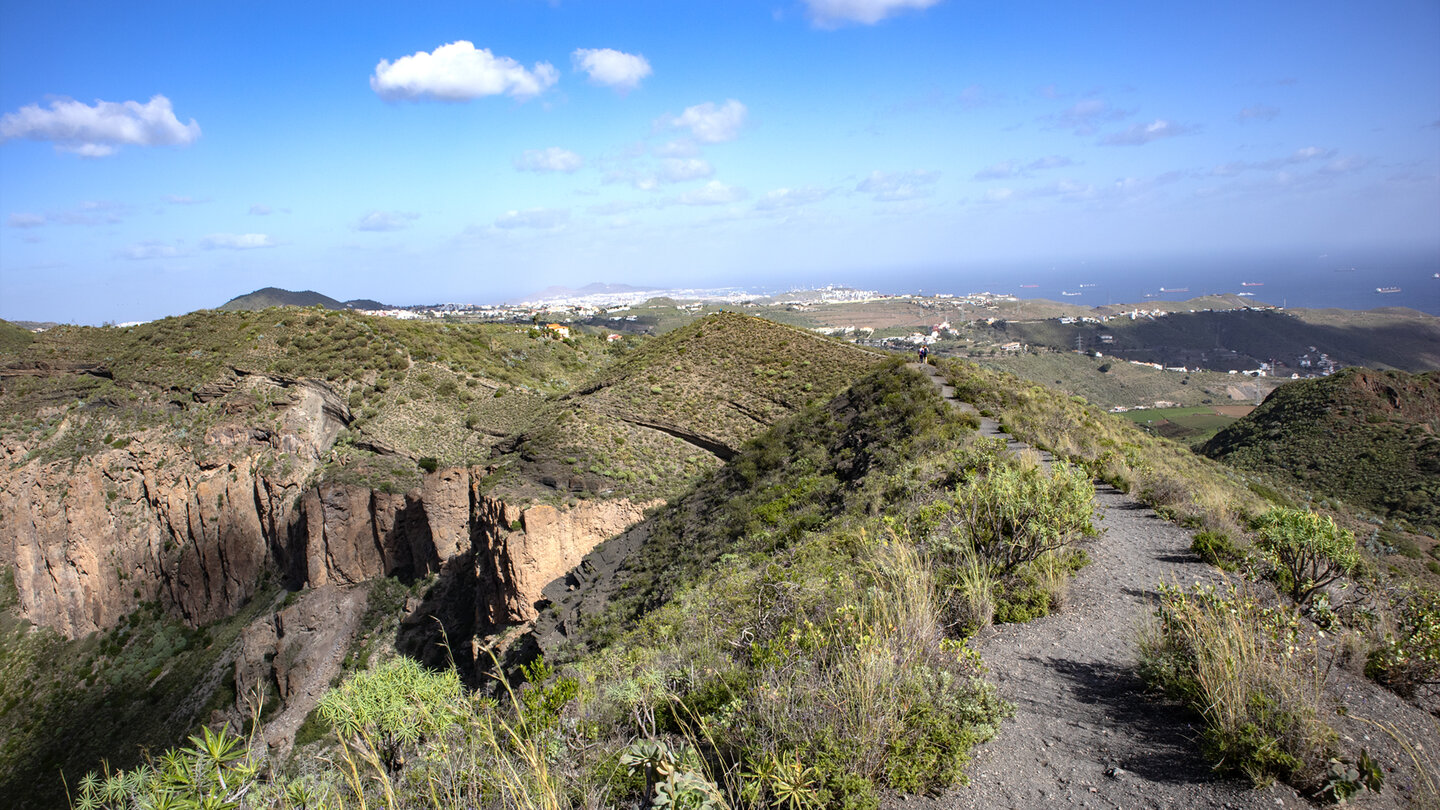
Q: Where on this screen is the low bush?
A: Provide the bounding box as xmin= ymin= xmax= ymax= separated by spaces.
xmin=1365 ymin=586 xmax=1440 ymax=701
xmin=1139 ymin=583 xmax=1337 ymax=790
xmin=1191 ymin=530 xmax=1243 ymax=572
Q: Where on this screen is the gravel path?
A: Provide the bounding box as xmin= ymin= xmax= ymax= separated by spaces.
xmin=900 ymin=363 xmax=1314 ymax=809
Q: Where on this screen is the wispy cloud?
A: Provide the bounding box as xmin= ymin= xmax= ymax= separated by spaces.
xmin=802 ymin=0 xmax=943 ymax=28
xmin=515 ymin=147 xmax=584 ymax=173
xmin=1205 ymin=146 xmax=1336 ymax=176
xmin=571 ymin=48 xmax=652 ymax=93
xmin=1101 ymin=119 xmax=1197 ymax=146
xmin=163 ymin=194 xmax=209 ymax=205
xmin=676 ymin=181 xmax=747 ymax=206
xmin=356 ymin=210 xmax=419 ymax=231
xmin=856 ymin=169 xmax=940 ymax=201
xmin=495 ymin=207 xmax=570 ymax=229
xmin=118 ymin=240 xmax=183 ymax=260
xmin=370 ymin=41 xmax=558 ymax=102
xmin=0 ymin=94 xmax=200 ymax=157
xmin=658 ymin=158 xmax=714 ymax=183
xmin=755 ymin=187 xmax=833 ymax=210
xmin=973 ymin=155 xmax=1073 ymax=180
xmin=1236 ymin=104 xmax=1279 ymax=123
xmin=7 ymin=212 xmax=46 ymax=228
xmin=1050 ymin=98 xmax=1129 ymax=135
xmin=201 ymin=233 xmax=273 ymax=250
xmin=248 ymin=204 xmax=272 ymax=216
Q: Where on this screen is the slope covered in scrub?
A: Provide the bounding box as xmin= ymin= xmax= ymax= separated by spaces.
xmin=1201 ymin=367 xmax=1440 ymax=532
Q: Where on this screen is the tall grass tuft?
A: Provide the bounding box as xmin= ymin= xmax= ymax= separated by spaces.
xmin=1138 ymin=582 xmax=1336 ymax=790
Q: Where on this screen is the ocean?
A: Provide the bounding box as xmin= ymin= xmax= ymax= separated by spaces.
xmin=885 ymin=250 xmax=1440 ymax=316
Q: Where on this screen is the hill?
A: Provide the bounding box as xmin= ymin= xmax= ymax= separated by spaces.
xmin=482 ymin=312 xmax=886 ymax=502
xmin=1201 ymin=367 xmax=1440 ymax=531
xmin=0 ymin=319 xmax=34 ymax=353
xmin=218 ymin=287 xmax=394 ymax=311
xmin=988 ymin=306 xmax=1440 ymax=373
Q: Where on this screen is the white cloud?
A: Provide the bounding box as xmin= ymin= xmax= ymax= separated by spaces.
xmin=495 ymin=208 xmax=570 ymax=229
xmin=1101 ymin=119 xmax=1196 ymax=146
xmin=356 ymin=210 xmax=419 ymax=231
xmin=8 ymin=212 xmax=45 ymax=228
xmin=755 ymin=187 xmax=833 ymax=210
xmin=0 ymin=94 xmax=200 ymax=156
xmin=164 ymin=194 xmax=208 ymax=205
xmin=201 ymin=233 xmax=273 ymax=250
xmin=803 ymin=0 xmax=943 ymax=27
xmin=248 ymin=204 xmax=272 ymax=216
xmin=678 ymin=181 xmax=747 ymax=206
xmin=119 ymin=241 xmax=182 ymax=260
xmin=371 ymin=41 xmax=558 ymax=102
xmin=515 ymin=147 xmax=584 ymax=173
xmin=571 ymin=48 xmax=652 ymax=92
xmin=856 ymin=169 xmax=940 ymax=201
xmin=658 ymin=158 xmax=714 ymax=183
xmin=662 ymin=100 xmax=747 ymax=143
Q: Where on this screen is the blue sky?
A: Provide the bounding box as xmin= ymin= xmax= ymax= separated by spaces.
xmin=2 ymin=0 xmax=1437 ymax=323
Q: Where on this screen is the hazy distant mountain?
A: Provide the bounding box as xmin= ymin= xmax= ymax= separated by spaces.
xmin=218 ymin=287 xmax=393 ymax=312
xmin=521 ymin=282 xmax=652 ymax=302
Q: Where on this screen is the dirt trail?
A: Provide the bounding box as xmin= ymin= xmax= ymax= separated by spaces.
xmin=903 ymin=363 xmax=1340 ymax=809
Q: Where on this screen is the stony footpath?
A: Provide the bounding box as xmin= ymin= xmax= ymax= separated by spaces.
xmin=897 ymin=363 xmax=1409 ymax=810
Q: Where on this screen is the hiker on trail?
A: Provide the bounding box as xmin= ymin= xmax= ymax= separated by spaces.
xmin=918 ymin=345 xmax=929 ymax=364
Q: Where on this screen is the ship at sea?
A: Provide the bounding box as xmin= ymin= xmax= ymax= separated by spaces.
xmin=1376 ymin=286 xmax=1401 ymax=294
xmin=1061 ymin=291 xmax=1081 ymax=296
xmin=1159 ymin=287 xmax=1189 ymax=293
xmin=1241 ymin=282 xmax=1263 ymax=287
xmin=1020 ymin=284 xmax=1039 ymax=288
xmin=1237 ymin=292 xmax=1255 ymax=297
xmin=1079 ymin=283 xmax=1097 ymax=288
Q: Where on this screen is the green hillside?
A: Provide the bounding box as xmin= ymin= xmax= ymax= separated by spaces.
xmin=218 ymin=287 xmax=348 ymax=311
xmin=484 ymin=312 xmax=887 ymax=501
xmin=1201 ymin=367 xmax=1440 ymax=531
xmin=0 ymin=319 xmax=35 ymax=354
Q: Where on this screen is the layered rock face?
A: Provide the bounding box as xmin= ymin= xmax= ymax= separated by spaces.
xmin=1 ymin=374 xmax=655 ymax=641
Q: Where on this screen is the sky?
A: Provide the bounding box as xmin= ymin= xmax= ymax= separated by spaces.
xmin=1 ymin=0 xmax=1438 ymax=324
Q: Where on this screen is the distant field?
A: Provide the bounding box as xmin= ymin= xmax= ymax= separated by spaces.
xmin=1121 ymin=404 xmax=1252 ymax=444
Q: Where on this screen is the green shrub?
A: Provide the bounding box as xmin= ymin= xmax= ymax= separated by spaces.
xmin=1252 ymin=508 xmax=1359 ymax=606
xmin=1365 ymin=586 xmax=1440 ymax=700
xmin=1191 ymin=530 xmax=1241 ymax=571
xmin=1139 ymin=583 xmax=1336 ymax=789
xmin=949 ymin=458 xmax=1095 ymax=574
xmin=417 ymin=456 xmax=439 ymax=474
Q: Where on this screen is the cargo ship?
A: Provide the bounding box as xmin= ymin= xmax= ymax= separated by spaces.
xmin=1159 ymin=287 xmax=1189 ymax=293
xmin=1241 ymin=282 xmax=1263 ymax=287
xmin=1376 ymin=286 xmax=1401 ymax=294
